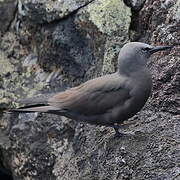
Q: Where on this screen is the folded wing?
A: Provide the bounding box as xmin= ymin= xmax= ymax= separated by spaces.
xmin=48 ymin=73 xmax=131 ymax=116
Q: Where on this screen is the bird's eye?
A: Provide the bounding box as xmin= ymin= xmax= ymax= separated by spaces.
xmin=142 ymin=47 xmax=151 ymax=52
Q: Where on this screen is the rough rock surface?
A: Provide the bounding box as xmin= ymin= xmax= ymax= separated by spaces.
xmin=18 ymin=0 xmax=95 ymax=23
xmin=0 ymin=0 xmax=179 ymax=180
xmin=0 ymin=0 xmax=17 ymax=35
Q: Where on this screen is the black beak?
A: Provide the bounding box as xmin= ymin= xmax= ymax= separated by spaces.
xmin=149 ymin=45 xmax=173 ymax=54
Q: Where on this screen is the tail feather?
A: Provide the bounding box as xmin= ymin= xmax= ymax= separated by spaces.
xmin=6 ymin=93 xmax=65 ymax=115
xmin=8 ymin=105 xmax=61 ymax=114
xmin=18 ymin=93 xmax=54 ymax=106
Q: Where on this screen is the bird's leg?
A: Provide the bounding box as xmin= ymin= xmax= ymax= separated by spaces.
xmin=112 ymin=124 xmax=124 ymax=137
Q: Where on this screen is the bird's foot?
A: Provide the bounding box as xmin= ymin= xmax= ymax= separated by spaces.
xmin=112 ymin=124 xmax=124 ymax=137
xmin=114 ymin=131 xmax=124 ymax=137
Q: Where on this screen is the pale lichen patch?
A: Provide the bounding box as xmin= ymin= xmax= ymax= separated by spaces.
xmin=87 ymin=0 xmax=131 ymax=35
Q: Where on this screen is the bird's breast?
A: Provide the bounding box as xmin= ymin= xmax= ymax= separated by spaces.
xmin=99 ymin=74 xmax=152 ymax=125
xmin=128 ymin=72 xmax=152 ymax=114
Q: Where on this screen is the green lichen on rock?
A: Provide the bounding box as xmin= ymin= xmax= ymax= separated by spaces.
xmin=0 ymin=67 xmax=47 ymax=109
xmin=87 ymin=0 xmax=131 ymax=35
xmin=101 ymin=38 xmax=129 ymax=74
xmin=0 ymin=31 xmax=50 ymax=109
xmin=169 ymin=0 xmax=180 ymax=20
xmin=75 ymin=0 xmax=130 ymax=74
xmin=0 ymin=51 xmax=14 ymax=75
xmin=0 ymin=55 xmax=46 ymax=109
xmin=45 ymin=0 xmax=78 ymax=17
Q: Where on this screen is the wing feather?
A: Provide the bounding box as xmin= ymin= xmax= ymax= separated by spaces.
xmin=48 ymin=73 xmax=131 ymax=116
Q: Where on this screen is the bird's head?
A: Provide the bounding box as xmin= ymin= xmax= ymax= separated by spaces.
xmin=118 ymin=42 xmax=173 ymax=75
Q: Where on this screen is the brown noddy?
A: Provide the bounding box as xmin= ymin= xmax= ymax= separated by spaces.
xmin=9 ymin=42 xmax=173 ymax=136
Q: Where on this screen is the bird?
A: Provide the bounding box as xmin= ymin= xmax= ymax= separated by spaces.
xmin=8 ymin=42 xmax=173 ymax=136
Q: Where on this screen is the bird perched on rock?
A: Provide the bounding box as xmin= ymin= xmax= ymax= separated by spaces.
xmin=9 ymin=42 xmax=173 ymax=136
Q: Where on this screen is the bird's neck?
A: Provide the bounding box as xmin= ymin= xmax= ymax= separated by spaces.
xmin=118 ymin=64 xmax=146 ymax=76
xmin=118 ymin=65 xmax=150 ymax=79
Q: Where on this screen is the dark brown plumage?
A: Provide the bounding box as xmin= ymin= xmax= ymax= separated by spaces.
xmin=9 ymin=42 xmax=173 ymax=135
